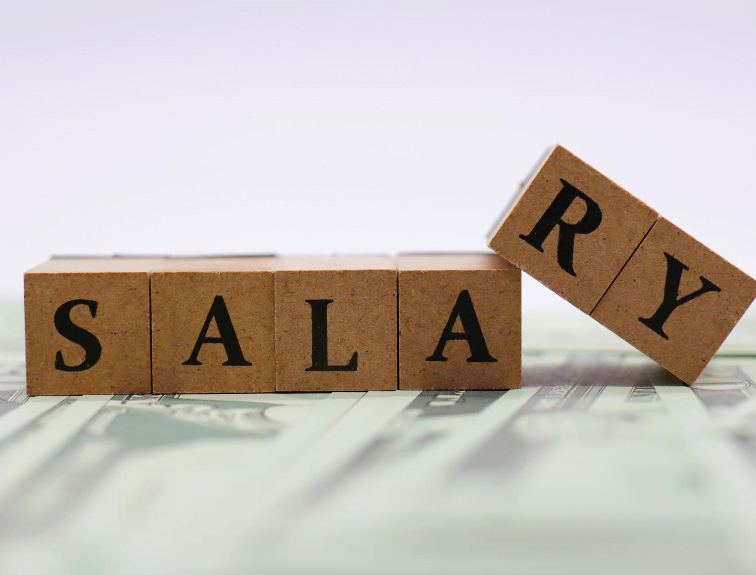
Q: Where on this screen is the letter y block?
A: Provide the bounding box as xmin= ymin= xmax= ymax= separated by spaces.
xmin=592 ymin=219 xmax=756 ymax=383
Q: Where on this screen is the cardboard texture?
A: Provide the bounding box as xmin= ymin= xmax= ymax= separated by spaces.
xmin=397 ymin=254 xmax=521 ymax=390
xmin=151 ymin=257 xmax=276 ymax=394
xmin=275 ymin=256 xmax=397 ymax=392
xmin=592 ymin=218 xmax=756 ymax=384
xmin=488 ymin=145 xmax=659 ymax=313
xmin=24 ymin=258 xmax=160 ymax=395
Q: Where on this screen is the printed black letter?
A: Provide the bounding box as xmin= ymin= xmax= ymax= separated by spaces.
xmin=426 ymin=290 xmax=497 ymax=363
xmin=638 ymin=252 xmax=721 ymax=339
xmin=54 ymin=299 xmax=102 ymax=372
xmin=518 ymin=179 xmax=602 ymax=276
xmin=305 ymin=299 xmax=358 ymax=372
xmin=183 ymin=296 xmax=252 ymax=366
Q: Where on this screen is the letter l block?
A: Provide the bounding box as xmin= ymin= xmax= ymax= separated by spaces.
xmin=592 ymin=218 xmax=756 ymax=384
xmin=24 ymin=258 xmax=158 ymax=395
xmin=275 ymin=257 xmax=397 ymax=391
xmin=488 ymin=145 xmax=659 ymax=313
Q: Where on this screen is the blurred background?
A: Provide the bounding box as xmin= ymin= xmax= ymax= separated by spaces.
xmin=2 ymin=0 xmax=755 ymax=314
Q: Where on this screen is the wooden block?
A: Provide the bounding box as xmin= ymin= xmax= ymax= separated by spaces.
xmin=488 ymin=145 xmax=659 ymax=313
xmin=24 ymin=257 xmax=160 ymax=395
xmin=397 ymin=254 xmax=521 ymax=390
xmin=591 ymin=218 xmax=756 ymax=384
xmin=151 ymin=257 xmax=276 ymax=394
xmin=275 ymin=256 xmax=397 ymax=392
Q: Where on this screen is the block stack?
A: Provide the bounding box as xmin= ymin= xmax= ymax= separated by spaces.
xmin=24 ymin=146 xmax=755 ymax=394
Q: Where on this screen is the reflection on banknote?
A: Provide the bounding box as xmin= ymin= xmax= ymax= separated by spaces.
xmin=0 ymin=350 xmax=27 ymax=416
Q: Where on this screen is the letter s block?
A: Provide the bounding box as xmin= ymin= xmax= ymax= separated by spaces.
xmin=275 ymin=257 xmax=397 ymax=392
xmin=592 ymin=218 xmax=756 ymax=384
xmin=397 ymin=254 xmax=521 ymax=390
xmin=151 ymin=257 xmax=276 ymax=394
xmin=488 ymin=145 xmax=659 ymax=313
xmin=24 ymin=258 xmax=159 ymax=395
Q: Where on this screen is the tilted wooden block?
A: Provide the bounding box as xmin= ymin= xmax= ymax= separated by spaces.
xmin=397 ymin=254 xmax=521 ymax=390
xmin=591 ymin=218 xmax=756 ymax=384
xmin=151 ymin=257 xmax=276 ymax=394
xmin=25 ymin=257 xmax=160 ymax=395
xmin=275 ymin=256 xmax=397 ymax=392
xmin=488 ymin=145 xmax=658 ymax=313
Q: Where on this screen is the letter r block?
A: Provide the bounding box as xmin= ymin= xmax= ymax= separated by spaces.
xmin=151 ymin=257 xmax=276 ymax=394
xmin=275 ymin=257 xmax=397 ymax=392
xmin=488 ymin=145 xmax=659 ymax=313
xmin=592 ymin=218 xmax=756 ymax=384
xmin=24 ymin=258 xmax=158 ymax=395
xmin=397 ymin=254 xmax=521 ymax=390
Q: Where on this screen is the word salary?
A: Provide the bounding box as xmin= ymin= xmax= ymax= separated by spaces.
xmin=24 ymin=254 xmax=521 ymax=395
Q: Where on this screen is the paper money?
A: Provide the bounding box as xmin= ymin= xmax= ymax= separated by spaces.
xmin=268 ymin=358 xmax=728 ymax=575
xmin=0 ymin=300 xmax=755 ymax=575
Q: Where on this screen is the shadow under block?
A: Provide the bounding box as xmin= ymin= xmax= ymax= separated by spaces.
xmin=591 ymin=218 xmax=756 ymax=384
xmin=275 ymin=257 xmax=397 ymax=392
xmin=151 ymin=257 xmax=276 ymax=394
xmin=487 ymin=145 xmax=659 ymax=313
xmin=397 ymin=254 xmax=521 ymax=390
xmin=24 ymin=258 xmax=160 ymax=395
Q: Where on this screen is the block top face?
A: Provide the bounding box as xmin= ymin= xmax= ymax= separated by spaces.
xmin=153 ymin=256 xmax=277 ymax=274
xmin=276 ymin=256 xmax=396 ymax=272
xmin=396 ymin=253 xmax=516 ymax=271
xmin=592 ymin=218 xmax=756 ymax=384
xmin=487 ymin=145 xmax=659 ymax=314
xmin=26 ymin=257 xmax=163 ymax=275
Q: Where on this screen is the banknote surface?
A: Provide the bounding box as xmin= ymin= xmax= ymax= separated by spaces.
xmin=1 ymin=298 xmax=756 ymax=574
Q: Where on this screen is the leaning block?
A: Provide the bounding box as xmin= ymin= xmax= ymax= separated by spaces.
xmin=275 ymin=256 xmax=397 ymax=392
xmin=397 ymin=254 xmax=521 ymax=390
xmin=25 ymin=257 xmax=159 ymax=395
xmin=151 ymin=257 xmax=276 ymax=394
xmin=488 ymin=145 xmax=658 ymax=313
xmin=592 ymin=218 xmax=756 ymax=384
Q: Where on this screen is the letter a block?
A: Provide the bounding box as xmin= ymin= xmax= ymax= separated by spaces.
xmin=151 ymin=257 xmax=276 ymax=394
xmin=397 ymin=254 xmax=521 ymax=390
xmin=488 ymin=145 xmax=658 ymax=313
xmin=25 ymin=258 xmax=158 ymax=395
xmin=275 ymin=257 xmax=397 ymax=392
xmin=592 ymin=218 xmax=756 ymax=384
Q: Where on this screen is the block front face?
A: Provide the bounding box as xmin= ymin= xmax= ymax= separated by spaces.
xmin=592 ymin=219 xmax=756 ymax=384
xmin=488 ymin=145 xmax=658 ymax=313
xmin=151 ymin=258 xmax=276 ymax=394
xmin=24 ymin=258 xmax=157 ymax=395
xmin=275 ymin=257 xmax=397 ymax=392
xmin=398 ymin=254 xmax=521 ymax=390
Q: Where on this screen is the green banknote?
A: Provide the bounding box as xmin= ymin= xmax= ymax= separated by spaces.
xmin=1 ymin=298 xmax=756 ymax=575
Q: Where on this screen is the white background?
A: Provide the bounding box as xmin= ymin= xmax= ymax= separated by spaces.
xmin=2 ymin=0 xmax=755 ymax=313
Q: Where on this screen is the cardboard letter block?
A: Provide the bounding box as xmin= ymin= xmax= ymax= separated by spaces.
xmin=275 ymin=257 xmax=397 ymax=392
xmin=397 ymin=254 xmax=521 ymax=390
xmin=592 ymin=218 xmax=756 ymax=384
xmin=151 ymin=257 xmax=276 ymax=394
xmin=25 ymin=258 xmax=159 ymax=395
xmin=488 ymin=145 xmax=659 ymax=313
